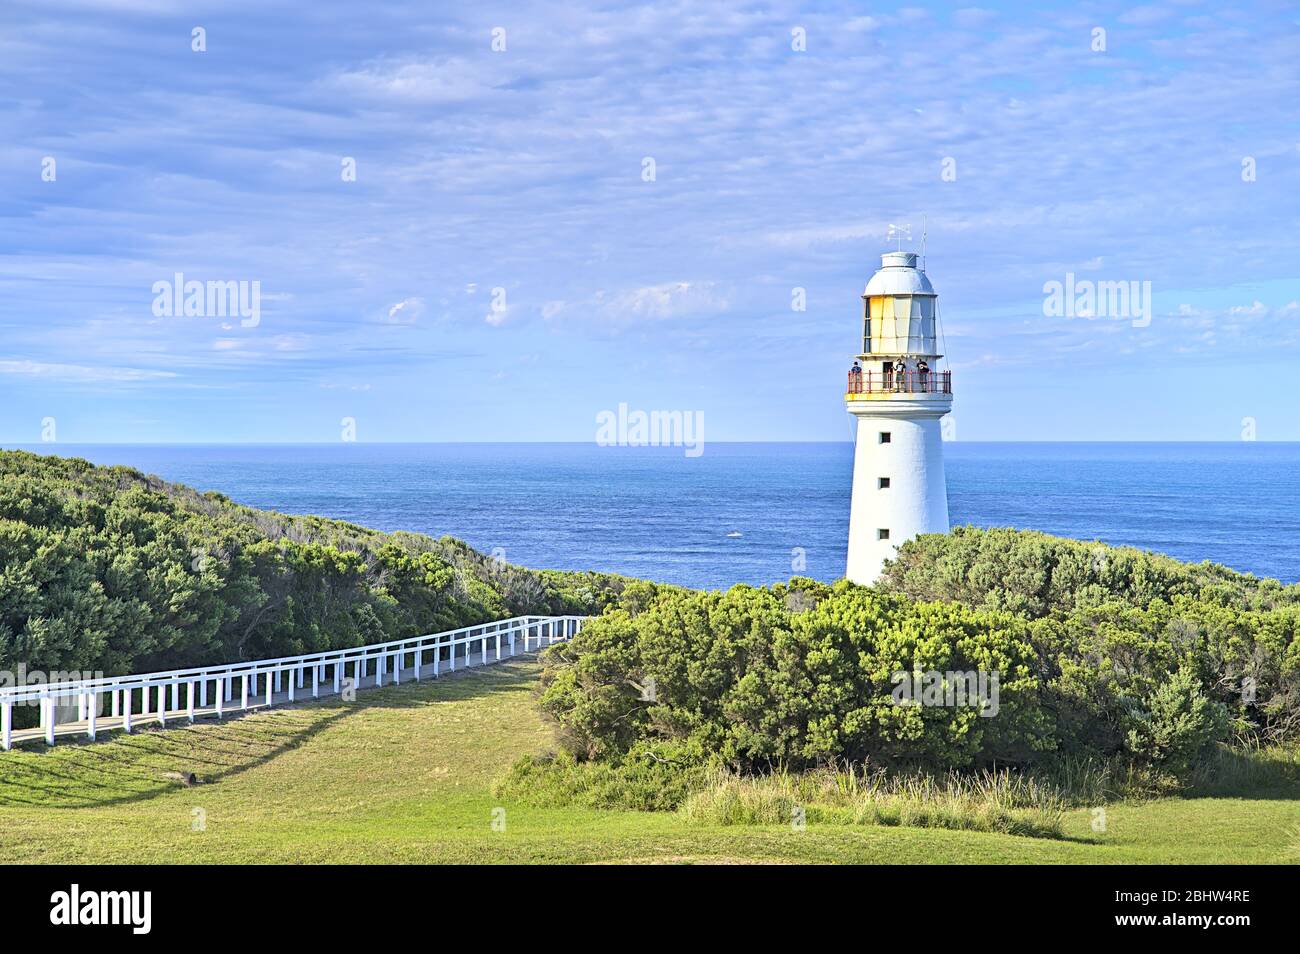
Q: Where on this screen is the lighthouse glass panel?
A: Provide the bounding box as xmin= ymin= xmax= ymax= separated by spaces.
xmin=917 ymin=298 xmax=936 ymax=353
xmin=895 ymin=297 xmax=913 ymax=352
xmin=901 ymin=297 xmax=932 ymax=352
xmin=868 ymin=296 xmax=898 ymax=353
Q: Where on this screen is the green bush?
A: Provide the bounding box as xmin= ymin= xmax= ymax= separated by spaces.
xmin=879 ymin=525 xmax=1300 ymax=617
xmin=534 ymin=542 xmax=1278 ymax=776
xmin=0 ymin=450 xmax=631 ymax=729
xmin=539 ymin=581 xmax=1055 ymax=772
xmin=1124 ymin=667 xmax=1230 ymax=775
xmin=493 ymin=750 xmax=707 ymax=812
xmin=882 ymin=527 xmax=1300 ymax=748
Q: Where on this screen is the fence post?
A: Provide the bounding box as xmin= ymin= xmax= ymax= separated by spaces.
xmin=215 ymin=681 xmax=223 ymax=719
xmin=112 ymin=689 xmax=121 ymax=719
xmin=434 ymin=641 xmax=441 ymax=676
xmin=414 ymin=647 xmax=422 ymax=680
xmin=43 ymin=696 xmax=55 ymax=745
xmin=275 ymin=669 xmax=283 ymax=693
xmin=86 ymin=692 xmax=97 ymax=740
xmin=188 ymin=681 xmax=196 ymax=722
xmin=288 ymin=668 xmax=296 ymax=703
xmin=265 ymin=671 xmax=273 ymax=707
xmin=124 ymin=689 xmax=133 ymax=733
xmin=334 ymin=660 xmax=341 ymax=694
xmin=311 ymin=664 xmax=318 ymax=698
xmin=393 ymin=650 xmax=401 ymax=685
xmin=241 ymin=675 xmax=249 ymax=710
xmin=170 ymin=682 xmax=179 ymax=713
xmin=495 ymin=632 xmax=501 ymax=660
xmin=200 ymin=679 xmax=208 ymax=709
xmin=158 ymin=685 xmax=167 ymax=726
xmin=1 ymin=700 xmax=11 ymax=751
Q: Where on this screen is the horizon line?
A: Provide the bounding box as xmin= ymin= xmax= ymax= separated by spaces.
xmin=5 ymin=440 xmax=1297 ymax=447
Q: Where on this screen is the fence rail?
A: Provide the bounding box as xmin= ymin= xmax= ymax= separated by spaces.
xmin=0 ymin=614 xmax=586 ymax=750
xmin=846 ymin=369 xmax=952 ymax=394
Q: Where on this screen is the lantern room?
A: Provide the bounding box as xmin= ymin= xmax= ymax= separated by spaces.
xmin=860 ymin=251 xmax=939 ymax=357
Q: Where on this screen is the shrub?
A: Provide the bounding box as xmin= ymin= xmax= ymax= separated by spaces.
xmin=538 ymin=582 xmax=1055 ymax=772
xmin=881 ymin=528 xmax=1298 ymax=750
xmin=0 ymin=449 xmax=631 ymax=729
xmin=493 ymin=749 xmax=707 ymax=812
xmin=536 ymin=550 xmax=1265 ymax=777
xmin=1124 ymin=667 xmax=1230 ymax=775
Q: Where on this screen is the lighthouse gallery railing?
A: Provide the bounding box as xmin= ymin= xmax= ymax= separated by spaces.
xmin=846 ymin=370 xmax=952 ymax=394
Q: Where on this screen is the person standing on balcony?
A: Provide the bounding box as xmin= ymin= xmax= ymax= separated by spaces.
xmin=849 ymin=361 xmax=863 ymax=392
xmin=894 ymin=359 xmax=908 ymax=391
xmin=916 ymin=358 xmax=930 ymax=392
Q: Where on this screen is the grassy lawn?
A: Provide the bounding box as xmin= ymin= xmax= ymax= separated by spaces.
xmin=0 ymin=658 xmax=1295 ymax=864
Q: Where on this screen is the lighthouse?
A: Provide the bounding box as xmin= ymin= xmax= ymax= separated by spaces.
xmin=845 ymin=250 xmax=953 ymax=584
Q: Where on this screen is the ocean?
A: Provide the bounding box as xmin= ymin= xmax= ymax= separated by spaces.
xmin=11 ymin=442 xmax=1300 ymax=588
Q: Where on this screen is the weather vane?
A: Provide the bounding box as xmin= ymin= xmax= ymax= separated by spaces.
xmin=887 ymin=223 xmax=912 ymax=251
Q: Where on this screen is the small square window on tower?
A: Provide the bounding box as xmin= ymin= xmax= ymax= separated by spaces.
xmin=878 ymin=477 xmax=890 ymax=489
xmin=877 ymin=528 xmax=890 ymax=540
xmin=879 ymin=431 xmax=891 ymax=444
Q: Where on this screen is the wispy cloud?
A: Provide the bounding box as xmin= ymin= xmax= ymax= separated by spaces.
xmin=0 ymin=360 xmax=178 ymax=382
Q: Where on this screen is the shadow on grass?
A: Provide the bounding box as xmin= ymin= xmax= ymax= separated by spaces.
xmin=0 ymin=656 xmax=543 ymax=810
xmin=1182 ymin=745 xmax=1300 ymax=802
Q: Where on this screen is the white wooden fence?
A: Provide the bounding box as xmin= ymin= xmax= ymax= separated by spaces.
xmin=0 ymin=614 xmax=585 ymax=750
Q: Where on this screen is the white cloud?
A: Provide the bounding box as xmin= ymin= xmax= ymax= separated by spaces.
xmin=0 ymin=359 xmax=178 ymax=382
xmin=383 ymin=297 xmax=425 ymax=324
xmin=1228 ymin=300 xmax=1267 ymax=317
xmin=330 ymin=58 xmax=495 ymax=104
xmin=601 ymin=282 xmax=730 ymax=321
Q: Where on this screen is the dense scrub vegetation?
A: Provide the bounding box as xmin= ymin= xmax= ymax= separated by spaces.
xmin=533 ymin=529 xmax=1300 ymax=790
xmin=880 ymin=527 xmax=1300 ymax=747
xmin=0 ymin=450 xmax=629 ymax=721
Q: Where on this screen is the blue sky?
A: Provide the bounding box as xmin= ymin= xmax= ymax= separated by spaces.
xmin=2 ymin=0 xmax=1298 ymax=443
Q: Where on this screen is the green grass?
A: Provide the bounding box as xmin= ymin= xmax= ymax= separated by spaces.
xmin=1 ymin=659 xmax=1295 ymax=864
xmin=680 ymin=767 xmax=1067 ymax=838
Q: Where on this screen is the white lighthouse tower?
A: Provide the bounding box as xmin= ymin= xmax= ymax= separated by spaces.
xmin=845 ymin=249 xmax=953 ymax=584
